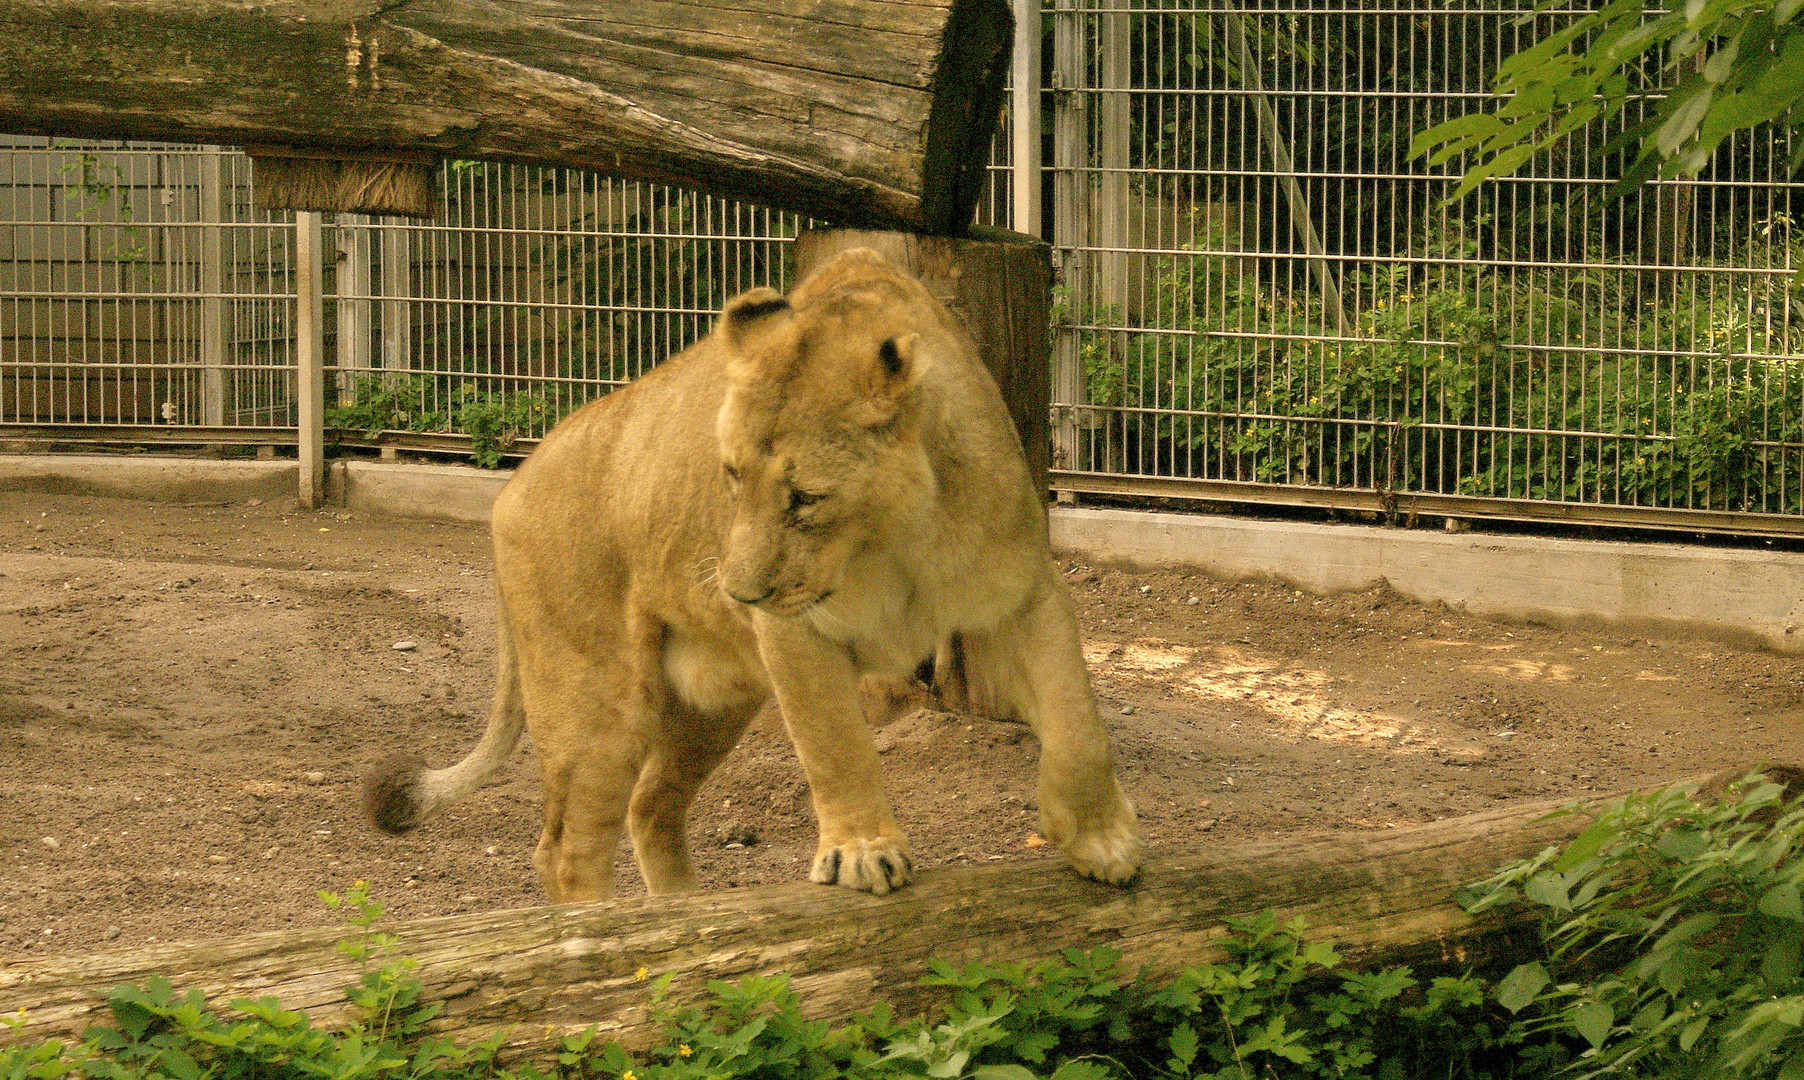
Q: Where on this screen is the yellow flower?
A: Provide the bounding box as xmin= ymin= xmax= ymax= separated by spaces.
xmin=634 ymin=966 xmax=649 ymax=982
xmin=624 ymin=1071 xmax=637 ymax=1080
xmin=679 ymin=1045 xmax=693 ymax=1058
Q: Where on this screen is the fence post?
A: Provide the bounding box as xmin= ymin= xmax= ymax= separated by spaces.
xmin=199 ymin=149 xmax=227 ymax=427
xmin=1009 ymin=0 xmax=1041 ymax=240
xmin=295 ymin=210 xmax=325 ymax=508
xmin=379 ymin=219 xmax=412 ymax=372
xmin=1048 ymin=0 xmax=1085 ymax=487
xmin=336 ymin=215 xmax=373 ymax=397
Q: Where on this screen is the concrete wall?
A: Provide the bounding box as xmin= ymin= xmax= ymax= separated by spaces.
xmin=1049 ymin=506 xmax=1804 ymax=653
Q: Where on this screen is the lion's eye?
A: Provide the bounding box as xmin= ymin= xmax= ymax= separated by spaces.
xmin=788 ymin=488 xmax=826 ymax=512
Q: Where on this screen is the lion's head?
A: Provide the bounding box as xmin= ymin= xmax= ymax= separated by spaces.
xmin=710 ymin=251 xmax=948 ymax=616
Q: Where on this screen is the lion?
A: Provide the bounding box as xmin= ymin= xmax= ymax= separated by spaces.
xmin=363 ymin=247 xmax=1144 ymax=901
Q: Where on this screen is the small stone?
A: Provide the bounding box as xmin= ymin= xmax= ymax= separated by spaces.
xmin=245 ymin=498 xmax=264 ymax=507
xmin=1185 ymin=596 xmax=1200 ymax=605
xmin=391 ymin=641 xmax=417 ymax=652
xmin=1138 ymin=584 xmax=1151 ymax=593
xmin=484 ymin=845 xmax=498 ymax=856
xmin=301 ymin=770 xmax=327 ymax=785
xmin=104 ymin=925 xmax=121 ymax=940
xmin=1196 ymin=818 xmax=1218 ymax=831
xmin=39 ymin=836 xmax=59 ymax=851
xmin=1023 ymin=833 xmax=1048 ymax=849
xmin=1495 ymin=731 xmax=1517 ymax=739
xmin=263 ymin=846 xmax=281 ymax=859
xmin=1120 ymin=705 xmax=1135 ymax=715
xmin=207 ymin=854 xmax=229 ymax=864
xmin=460 ymin=895 xmax=479 ymax=904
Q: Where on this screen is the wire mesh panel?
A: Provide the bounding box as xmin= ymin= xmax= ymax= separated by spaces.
xmin=0 ymin=137 xmax=296 ymax=437
xmin=322 ymin=163 xmax=805 ymax=455
xmin=1046 ymin=0 xmax=1804 ymax=531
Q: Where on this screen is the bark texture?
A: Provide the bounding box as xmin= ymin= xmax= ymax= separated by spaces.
xmin=0 ymin=1 xmax=1011 ymax=233
xmin=0 ymin=791 xmax=1623 ymax=1052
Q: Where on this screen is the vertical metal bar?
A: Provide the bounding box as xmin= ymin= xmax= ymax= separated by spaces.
xmin=1009 ymin=0 xmax=1042 ymax=239
xmin=336 ymin=214 xmax=372 ymax=399
xmin=1049 ymin=0 xmax=1084 ymax=481
xmin=380 ymin=218 xmax=411 ymax=372
xmin=295 ymin=210 xmax=325 ymax=507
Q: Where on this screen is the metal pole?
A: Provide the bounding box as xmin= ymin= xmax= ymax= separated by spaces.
xmin=295 ymin=210 xmax=325 ymax=508
xmin=199 ymin=149 xmax=226 ymax=426
xmin=1010 ymin=0 xmax=1042 ymax=239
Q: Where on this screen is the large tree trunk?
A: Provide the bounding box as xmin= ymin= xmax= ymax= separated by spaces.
xmin=0 ymin=787 xmax=1655 ymax=1052
xmin=0 ymin=1 xmax=1010 ymax=233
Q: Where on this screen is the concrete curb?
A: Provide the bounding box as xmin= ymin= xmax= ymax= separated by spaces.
xmin=327 ymin=460 xmax=511 ymax=524
xmin=1050 ymin=505 xmax=1804 ymax=654
xmin=6 ymin=452 xmax=1803 ymax=653
xmin=0 ymin=452 xmax=298 ymax=502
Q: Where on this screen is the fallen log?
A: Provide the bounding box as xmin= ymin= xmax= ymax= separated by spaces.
xmin=0 ymin=0 xmax=1010 ymax=231
xmin=0 ymin=786 xmax=1657 ymax=1052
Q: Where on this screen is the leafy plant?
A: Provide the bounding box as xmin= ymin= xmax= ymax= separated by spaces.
xmin=1411 ymin=1 xmax=1804 ymax=199
xmin=326 ymin=375 xmax=558 ymax=469
xmin=1465 ymin=772 xmax=1804 ymax=1079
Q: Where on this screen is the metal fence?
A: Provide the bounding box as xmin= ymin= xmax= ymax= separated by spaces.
xmin=1046 ymin=1 xmax=1804 ymax=535
xmin=5 ymin=1 xmax=1804 ymax=537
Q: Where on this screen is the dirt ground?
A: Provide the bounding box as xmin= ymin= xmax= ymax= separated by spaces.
xmin=4 ymin=488 xmax=1804 ymax=959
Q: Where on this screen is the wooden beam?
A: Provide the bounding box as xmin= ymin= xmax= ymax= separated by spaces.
xmin=0 ymin=788 xmax=1646 ymax=1053
xmin=0 ymin=1 xmax=1011 ymax=233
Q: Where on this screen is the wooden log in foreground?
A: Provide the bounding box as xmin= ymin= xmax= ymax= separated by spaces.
xmin=0 ymin=0 xmax=1010 ymax=231
xmin=0 ymin=786 xmax=1663 ymax=1052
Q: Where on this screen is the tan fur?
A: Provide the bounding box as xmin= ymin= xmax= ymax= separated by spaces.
xmin=365 ymin=248 xmax=1143 ymax=900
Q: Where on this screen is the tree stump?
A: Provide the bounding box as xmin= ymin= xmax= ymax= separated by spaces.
xmin=794 ymin=228 xmax=1051 ymax=497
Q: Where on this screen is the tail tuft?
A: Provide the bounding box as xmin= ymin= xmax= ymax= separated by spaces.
xmin=363 ymin=753 xmax=429 ymax=834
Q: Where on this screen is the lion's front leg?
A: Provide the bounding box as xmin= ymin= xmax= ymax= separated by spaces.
xmin=754 ymin=616 xmax=913 ymax=894
xmin=964 ymin=582 xmax=1144 ymax=886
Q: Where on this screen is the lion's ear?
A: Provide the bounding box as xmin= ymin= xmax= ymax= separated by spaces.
xmin=848 ymin=333 xmax=925 ymax=428
xmin=716 ymin=287 xmax=791 ymax=352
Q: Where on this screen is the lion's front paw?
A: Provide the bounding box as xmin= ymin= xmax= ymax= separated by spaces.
xmin=1042 ymin=786 xmax=1145 ymax=886
xmin=1059 ymin=816 xmax=1145 ymax=885
xmin=810 ymin=836 xmax=913 ymax=895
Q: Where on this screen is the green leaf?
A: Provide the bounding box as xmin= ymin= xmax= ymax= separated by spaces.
xmin=1552 ymin=820 xmax=1617 ymax=872
xmin=1767 ymin=926 xmax=1804 ymax=987
xmin=1524 ymin=871 xmax=1573 ymax=910
xmin=1410 ymin=113 xmax=1506 ymax=161
xmin=1679 ymin=1015 xmax=1711 ymax=1051
xmin=1572 ymin=1001 xmax=1615 ymax=1048
xmin=973 ymin=1067 xmax=1039 ymax=1080
xmin=1496 ymin=962 xmax=1551 ymax=1013
xmin=1762 ymin=882 xmax=1804 ymax=920
xmin=1168 ymin=1022 xmax=1200 ymax=1070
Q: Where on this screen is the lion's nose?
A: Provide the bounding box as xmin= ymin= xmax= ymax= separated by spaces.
xmin=725 ymin=584 xmax=773 ymax=605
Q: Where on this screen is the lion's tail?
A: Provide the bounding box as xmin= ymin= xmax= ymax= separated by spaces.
xmin=363 ymin=600 xmax=526 ymax=834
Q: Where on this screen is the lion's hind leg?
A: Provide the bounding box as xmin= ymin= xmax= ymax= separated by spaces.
xmin=627 ymin=701 xmax=761 ymax=894
xmin=519 ymin=645 xmax=650 ymax=904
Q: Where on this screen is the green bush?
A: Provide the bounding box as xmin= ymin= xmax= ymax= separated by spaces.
xmin=1065 ymin=218 xmax=1804 ymax=514
xmin=1465 ymin=773 xmax=1804 ymax=1079
xmin=326 ymin=375 xmax=560 ymax=469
